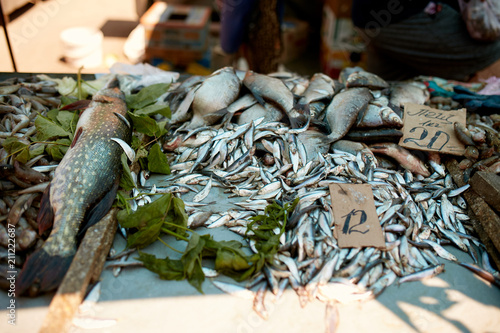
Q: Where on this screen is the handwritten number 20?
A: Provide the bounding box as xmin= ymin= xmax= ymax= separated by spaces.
xmin=403 ymin=127 xmax=450 ymax=151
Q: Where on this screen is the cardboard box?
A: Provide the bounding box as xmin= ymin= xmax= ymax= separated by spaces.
xmin=281 ymin=18 xmax=309 ymax=63
xmin=320 ymin=4 xmax=366 ymax=78
xmin=140 ymin=1 xmax=211 ymax=65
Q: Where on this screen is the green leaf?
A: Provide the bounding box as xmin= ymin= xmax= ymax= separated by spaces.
xmin=119 ymin=153 xmax=136 ymax=191
xmin=60 ymin=95 xmax=78 ymax=107
xmin=135 ymin=104 xmax=171 ymax=118
xmin=127 ymin=112 xmax=167 ymax=137
xmin=126 ymin=83 xmax=171 ymax=110
xmin=126 ymin=218 xmax=163 ymax=249
xmin=137 ymin=252 xmax=185 ymax=281
xmin=56 ymin=110 xmax=79 ymax=135
xmin=46 ymin=109 xmax=59 ymax=122
xmin=148 ymin=143 xmax=170 ymax=175
xmin=188 ymin=260 xmax=205 ymax=293
xmin=35 ymin=115 xmax=71 ymax=141
xmin=117 ymin=193 xmax=173 ymax=229
xmin=29 ymin=144 xmax=46 ymax=160
xmin=131 ymin=135 xmax=142 ymax=150
xmin=115 ymin=191 xmax=131 ymax=212
xmin=182 ymin=233 xmax=205 ymax=276
xmin=215 ymin=249 xmax=251 ymax=272
xmin=45 ymin=139 xmax=70 ymax=161
xmin=171 ymin=196 xmax=188 ymax=230
xmin=2 ymin=137 xmax=30 ymax=163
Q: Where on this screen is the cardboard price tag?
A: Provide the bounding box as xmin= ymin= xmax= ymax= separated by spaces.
xmin=399 ymin=104 xmax=466 ymax=156
xmin=329 ymin=183 xmax=385 ymax=248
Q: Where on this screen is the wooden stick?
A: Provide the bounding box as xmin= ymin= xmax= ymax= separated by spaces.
xmin=470 ymin=171 xmax=500 ymax=213
xmin=446 ymin=160 xmax=500 ymax=269
xmin=39 ymin=208 xmax=118 ymax=333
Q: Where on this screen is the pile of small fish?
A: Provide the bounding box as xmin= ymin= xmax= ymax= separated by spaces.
xmin=0 ymin=76 xmax=61 ymax=289
xmin=116 ymin=67 xmax=499 ymax=317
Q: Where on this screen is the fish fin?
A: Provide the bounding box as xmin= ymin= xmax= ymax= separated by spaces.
xmin=309 ymin=119 xmax=330 ymax=133
xmin=219 ymin=107 xmax=235 ymax=124
xmin=388 ymin=102 xmax=403 ymax=117
xmin=16 ymin=249 xmax=74 ymax=296
xmin=248 ymin=90 xmax=266 ymax=106
xmin=113 ymin=112 xmax=131 ymax=128
xmin=70 ymin=127 xmax=83 ymax=148
xmin=77 ymin=181 xmax=119 ymax=238
xmin=203 ymin=108 xmax=228 ymax=125
xmin=37 ymin=183 xmax=54 ymax=236
xmin=60 ymin=99 xmax=91 ymax=111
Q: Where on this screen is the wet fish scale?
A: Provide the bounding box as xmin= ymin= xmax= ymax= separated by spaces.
xmin=46 ymin=88 xmax=130 ymax=256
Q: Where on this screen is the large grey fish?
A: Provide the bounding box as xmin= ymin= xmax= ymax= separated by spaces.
xmin=345 ymin=71 xmax=389 ymax=90
xmin=331 ymin=139 xmax=377 ymax=166
xmin=389 ymin=81 xmax=429 ymax=108
xmin=355 ymin=104 xmax=403 ymax=129
xmin=17 ymin=78 xmax=131 ymax=296
xmin=243 ymin=71 xmax=308 ymax=128
xmin=237 ymin=102 xmax=283 ymax=125
xmin=188 ymin=67 xmax=241 ymax=128
xmin=298 ymin=73 xmax=341 ymax=105
xmin=324 ymin=87 xmax=373 ymax=143
xmin=338 ymin=66 xmax=364 ymax=84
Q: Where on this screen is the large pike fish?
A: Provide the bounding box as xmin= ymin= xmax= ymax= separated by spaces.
xmin=17 ymin=78 xmax=131 ymax=296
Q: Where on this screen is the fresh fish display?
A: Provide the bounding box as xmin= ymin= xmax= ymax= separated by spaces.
xmin=1 ymin=67 xmax=498 ymax=327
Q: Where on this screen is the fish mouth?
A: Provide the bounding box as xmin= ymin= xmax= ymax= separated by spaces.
xmin=105 ymin=76 xmax=120 ymax=89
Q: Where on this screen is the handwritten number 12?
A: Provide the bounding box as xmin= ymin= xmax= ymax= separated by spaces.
xmin=341 ymin=209 xmax=368 ymax=235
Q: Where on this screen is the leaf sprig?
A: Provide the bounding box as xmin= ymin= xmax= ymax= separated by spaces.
xmin=118 ymin=196 xmax=299 ymax=293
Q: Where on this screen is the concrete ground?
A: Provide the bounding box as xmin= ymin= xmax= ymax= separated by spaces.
xmin=0 ymin=0 xmax=139 ymax=73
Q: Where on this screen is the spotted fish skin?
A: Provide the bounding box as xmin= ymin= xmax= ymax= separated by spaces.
xmin=47 ymin=84 xmax=129 ymax=254
xmin=17 ymin=78 xmax=131 ymax=295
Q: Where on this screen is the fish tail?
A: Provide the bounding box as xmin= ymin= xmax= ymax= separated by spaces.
xmin=16 ymin=248 xmax=73 ymax=296
xmin=326 ymin=133 xmax=340 ymax=144
xmin=289 ymin=103 xmax=310 ymax=129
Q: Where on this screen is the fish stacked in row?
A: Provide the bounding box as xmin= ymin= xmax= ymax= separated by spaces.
xmin=0 ymin=76 xmax=62 ymax=290
xmin=454 ymin=113 xmax=500 ymax=181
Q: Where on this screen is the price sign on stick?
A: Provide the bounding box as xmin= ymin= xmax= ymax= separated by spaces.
xmin=399 ymin=104 xmax=466 ymax=156
xmin=329 ymin=183 xmax=384 ymax=248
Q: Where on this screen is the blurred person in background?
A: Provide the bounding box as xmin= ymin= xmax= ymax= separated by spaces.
xmin=351 ymin=0 xmax=500 ymax=81
xmin=215 ymin=0 xmax=284 ymax=73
